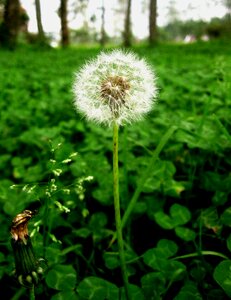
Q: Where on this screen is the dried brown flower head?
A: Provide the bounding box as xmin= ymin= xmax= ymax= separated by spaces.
xmin=10 ymin=209 xmax=45 ymax=287
xmin=11 ymin=210 xmax=35 ymax=244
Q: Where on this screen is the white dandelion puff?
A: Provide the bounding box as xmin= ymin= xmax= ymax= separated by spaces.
xmin=73 ymin=50 xmax=157 ymax=126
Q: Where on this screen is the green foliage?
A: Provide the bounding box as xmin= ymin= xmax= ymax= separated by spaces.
xmin=46 ymin=264 xmax=77 ymax=290
xmin=214 ymin=260 xmax=231 ymax=297
xmin=160 ymin=15 xmax=231 ymax=41
xmin=77 ymin=277 xmax=119 ymax=299
xmin=0 ymin=41 xmax=231 ymax=299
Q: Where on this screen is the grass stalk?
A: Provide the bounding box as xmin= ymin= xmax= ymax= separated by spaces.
xmin=172 ymin=250 xmax=229 ymax=260
xmin=113 ymin=122 xmax=131 ymax=300
xmin=122 ymin=125 xmax=177 ymax=229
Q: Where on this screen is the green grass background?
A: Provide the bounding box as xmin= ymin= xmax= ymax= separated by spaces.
xmin=0 ymin=41 xmax=231 ymax=299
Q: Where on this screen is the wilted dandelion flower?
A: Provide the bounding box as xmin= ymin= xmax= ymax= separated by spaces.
xmin=73 ymin=50 xmax=157 ymax=126
xmin=11 ymin=210 xmax=46 ymax=287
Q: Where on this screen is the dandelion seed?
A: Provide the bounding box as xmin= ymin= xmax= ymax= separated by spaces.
xmin=73 ymin=50 xmax=157 ymax=126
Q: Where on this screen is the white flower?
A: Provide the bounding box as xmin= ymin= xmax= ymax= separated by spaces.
xmin=73 ymin=50 xmax=157 ymax=126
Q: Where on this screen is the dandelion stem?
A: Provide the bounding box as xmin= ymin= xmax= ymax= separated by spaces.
xmin=109 ymin=126 xmax=177 ymax=247
xmin=113 ymin=122 xmax=131 ymax=300
xmin=29 ymin=285 xmax=35 ymax=300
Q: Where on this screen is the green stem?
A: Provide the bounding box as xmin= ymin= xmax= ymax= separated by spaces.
xmin=108 ymin=126 xmax=177 ymax=247
xmin=11 ymin=288 xmax=25 ymax=300
xmin=43 ymin=196 xmax=50 ymax=257
xmin=172 ymin=250 xmax=229 ymax=260
xmin=113 ymin=123 xmax=131 ymax=300
xmin=212 ymin=114 xmax=231 ymax=143
xmin=29 ymin=285 xmax=35 ymax=300
xmin=125 ymin=250 xmax=229 ymax=265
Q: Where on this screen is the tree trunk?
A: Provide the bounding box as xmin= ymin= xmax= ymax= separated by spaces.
xmin=123 ymin=0 xmax=132 ymax=47
xmin=35 ymin=0 xmax=45 ymax=42
xmin=100 ymin=0 xmax=106 ymax=47
xmin=149 ymin=0 xmax=157 ymax=45
xmin=60 ymin=0 xmax=69 ymax=47
xmin=1 ymin=0 xmax=20 ymax=48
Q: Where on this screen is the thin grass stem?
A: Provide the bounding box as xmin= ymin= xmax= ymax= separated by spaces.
xmin=172 ymin=250 xmax=229 ymax=260
xmin=122 ymin=125 xmax=177 ymax=228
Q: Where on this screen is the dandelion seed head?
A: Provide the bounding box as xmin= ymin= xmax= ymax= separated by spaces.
xmin=73 ymin=49 xmax=157 ymax=126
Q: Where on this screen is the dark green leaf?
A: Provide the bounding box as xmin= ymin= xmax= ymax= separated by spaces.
xmin=175 ymin=227 xmax=196 ymax=241
xmin=154 ymin=211 xmax=175 ymax=229
xmin=221 ymin=207 xmax=231 ymax=226
xmin=213 ymin=260 xmax=231 ymax=297
xmin=121 ymin=284 xmax=145 ymax=300
xmin=174 ymin=280 xmax=202 ymax=300
xmin=170 ymin=204 xmax=191 ymax=226
xmin=227 ymin=234 xmax=231 ymax=252
xmin=157 ymin=239 xmax=178 ymax=257
xmin=77 ymin=277 xmax=119 ymax=300
xmin=51 ymin=291 xmax=80 ymax=300
xmin=141 ymin=272 xmax=166 ymax=299
xmin=45 ymin=265 xmax=77 ymax=291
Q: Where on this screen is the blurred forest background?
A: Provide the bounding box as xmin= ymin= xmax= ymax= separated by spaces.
xmin=0 ymin=0 xmax=230 ymax=49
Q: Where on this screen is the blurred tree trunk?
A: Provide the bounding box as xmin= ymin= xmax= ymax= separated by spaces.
xmin=149 ymin=0 xmax=157 ymax=45
xmin=224 ymin=0 xmax=231 ymax=22
xmin=0 ymin=0 xmax=20 ymax=48
xmin=123 ymin=0 xmax=132 ymax=47
xmin=100 ymin=0 xmax=106 ymax=47
xmin=35 ymin=0 xmax=45 ymax=42
xmin=60 ymin=0 xmax=69 ymax=47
